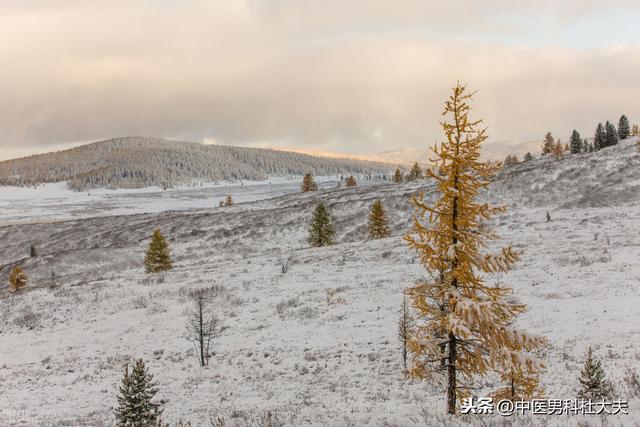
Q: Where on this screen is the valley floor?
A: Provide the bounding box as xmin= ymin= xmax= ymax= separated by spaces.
xmin=1 ymin=147 xmax=640 ymax=426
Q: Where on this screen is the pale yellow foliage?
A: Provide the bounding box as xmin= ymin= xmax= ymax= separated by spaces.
xmin=405 ymin=83 xmax=546 ymax=413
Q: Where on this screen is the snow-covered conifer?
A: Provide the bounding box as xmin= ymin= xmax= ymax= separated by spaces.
xmin=503 ymin=154 xmax=519 ymax=166
xmin=594 ymin=123 xmax=605 ymax=151
xmin=392 ymin=168 xmax=403 ymax=183
xmin=114 ymin=359 xmax=163 ymax=426
xmin=301 ymin=173 xmax=318 ymax=192
xmin=407 ymin=162 xmax=423 ymax=181
xmin=618 ymin=115 xmax=630 ymax=140
xmin=144 ymin=229 xmax=173 ymax=274
xmin=577 ymin=347 xmax=613 ymax=400
xmin=605 ymin=121 xmax=619 ymax=147
xmin=569 ymin=130 xmax=582 ymax=154
xmin=367 ymin=200 xmax=390 ymax=239
xmin=308 ymin=203 xmax=335 ymax=247
xmin=405 ymin=83 xmax=546 ymax=414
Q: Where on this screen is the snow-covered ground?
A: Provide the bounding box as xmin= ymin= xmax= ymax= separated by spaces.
xmin=0 ymin=176 xmax=371 ymax=224
xmin=1 ymin=139 xmax=639 ymax=426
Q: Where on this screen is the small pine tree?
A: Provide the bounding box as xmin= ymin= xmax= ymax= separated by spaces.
xmin=301 ymin=173 xmax=317 ymax=192
xmin=398 ymin=291 xmax=415 ymax=373
xmin=581 ymin=139 xmax=589 ymax=153
xmin=30 ymin=244 xmax=37 ymax=257
xmin=589 ymin=142 xmax=594 ymax=153
xmin=392 ymin=168 xmax=403 ymax=183
xmin=225 ymin=195 xmax=233 ymax=206
xmin=144 ymin=229 xmax=173 ymax=274
xmin=632 ymin=123 xmax=639 ymax=136
xmin=503 ymin=154 xmax=519 ymax=166
xmin=523 ymin=152 xmax=534 ymax=162
xmin=368 ymin=200 xmax=390 ymax=239
xmin=605 ymin=121 xmax=619 ymax=147
xmin=618 ymin=115 xmax=630 ymax=140
xmin=308 ymin=203 xmax=335 ymax=247
xmin=115 ymin=359 xmax=163 ymax=426
xmin=541 ymin=131 xmax=555 ymax=155
xmin=594 ymin=123 xmax=605 ymax=151
xmin=407 ymin=162 xmax=423 ymax=181
xmin=577 ymin=347 xmax=613 ymax=400
xmin=569 ymin=130 xmax=582 ymax=154
xmin=345 ymin=176 xmax=357 ymax=187
xmin=9 ymin=266 xmax=28 ymax=293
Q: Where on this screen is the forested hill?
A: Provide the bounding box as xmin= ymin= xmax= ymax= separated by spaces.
xmin=0 ymin=137 xmax=392 ymax=190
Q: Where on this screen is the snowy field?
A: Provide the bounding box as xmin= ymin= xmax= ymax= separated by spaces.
xmin=1 ymin=139 xmax=640 ymax=426
xmin=0 ymin=176 xmax=366 ymax=225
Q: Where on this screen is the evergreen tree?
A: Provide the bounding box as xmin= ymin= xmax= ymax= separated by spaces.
xmin=405 ymin=83 xmax=546 ymax=414
xmin=9 ymin=266 xmax=28 ymax=293
xmin=301 ymin=173 xmax=317 ymax=192
xmin=552 ymin=140 xmax=564 ymax=160
xmin=398 ymin=291 xmax=415 ymax=373
xmin=345 ymin=175 xmax=357 ymax=187
xmin=503 ymin=154 xmax=519 ymax=166
xmin=605 ymin=121 xmax=619 ymax=147
xmin=541 ymin=131 xmax=555 ymax=155
xmin=523 ymin=152 xmax=534 ymax=162
xmin=588 ymin=142 xmax=594 ymax=153
xmin=115 ymin=359 xmax=163 ymax=426
xmin=368 ymin=200 xmax=390 ymax=239
xmin=618 ymin=115 xmax=630 ymax=140
xmin=308 ymin=203 xmax=335 ymax=247
xmin=569 ymin=130 xmax=582 ymax=154
xmin=581 ymin=139 xmax=589 ymax=153
xmin=144 ymin=229 xmax=173 ymax=274
xmin=392 ymin=168 xmax=403 ymax=183
xmin=407 ymin=162 xmax=423 ymax=181
xmin=577 ymin=347 xmax=613 ymax=400
xmin=594 ymin=123 xmax=605 ymax=151
xmin=632 ymin=124 xmax=639 ymax=136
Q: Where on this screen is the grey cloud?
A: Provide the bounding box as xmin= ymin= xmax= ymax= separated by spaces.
xmin=1 ymin=1 xmax=639 ymax=160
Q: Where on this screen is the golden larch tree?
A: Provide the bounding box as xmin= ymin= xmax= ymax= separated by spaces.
xmin=225 ymin=195 xmax=234 ymax=206
xmin=392 ymin=168 xmax=403 ymax=183
xmin=368 ymin=200 xmax=391 ymax=239
xmin=301 ymin=173 xmax=317 ymax=192
xmin=345 ymin=175 xmax=357 ymax=187
xmin=552 ymin=139 xmax=564 ymax=160
xmin=9 ymin=266 xmax=28 ymax=292
xmin=405 ymin=83 xmax=546 ymax=414
xmin=144 ymin=229 xmax=173 ymax=273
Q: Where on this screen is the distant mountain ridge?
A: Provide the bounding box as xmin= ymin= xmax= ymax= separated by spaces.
xmin=280 ymin=140 xmax=541 ymax=166
xmin=0 ymin=137 xmax=392 ymax=191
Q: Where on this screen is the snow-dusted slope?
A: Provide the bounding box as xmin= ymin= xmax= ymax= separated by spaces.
xmin=0 ymin=138 xmax=639 ymax=426
xmin=0 ymin=137 xmax=392 ymax=190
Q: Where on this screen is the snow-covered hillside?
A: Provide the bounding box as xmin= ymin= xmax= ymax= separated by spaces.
xmin=0 ymin=137 xmax=391 ymax=190
xmin=1 ymin=138 xmax=639 ymax=426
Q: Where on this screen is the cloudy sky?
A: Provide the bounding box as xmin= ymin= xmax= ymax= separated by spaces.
xmin=1 ymin=1 xmax=639 ymax=160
